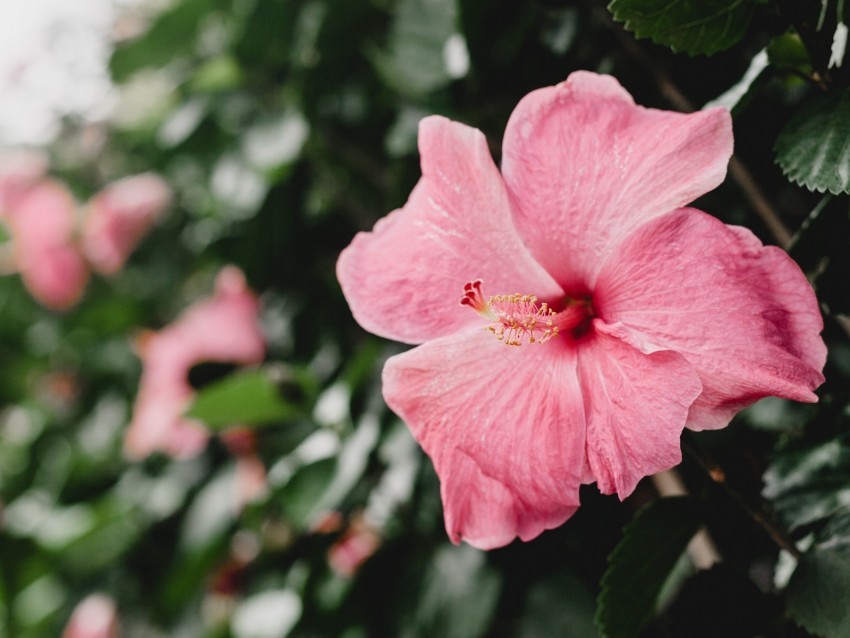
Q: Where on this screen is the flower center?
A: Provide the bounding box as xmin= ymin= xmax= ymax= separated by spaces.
xmin=460 ymin=280 xmax=593 ymax=346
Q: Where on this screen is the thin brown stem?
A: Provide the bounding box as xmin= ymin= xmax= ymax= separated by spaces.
xmin=682 ymin=440 xmax=803 ymax=560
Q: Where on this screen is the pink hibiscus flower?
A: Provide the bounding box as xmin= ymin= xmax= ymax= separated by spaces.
xmin=4 ymin=179 xmax=90 ymax=310
xmin=0 ymin=157 xmax=171 ymax=310
xmin=125 ymin=266 xmax=266 ymax=459
xmin=337 ymin=72 xmax=826 ymax=550
xmin=81 ymin=172 xmax=172 ymax=275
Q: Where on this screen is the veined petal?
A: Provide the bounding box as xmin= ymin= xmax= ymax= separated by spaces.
xmin=338 ymin=116 xmax=562 ymax=345
xmin=382 ymin=328 xmax=584 ymax=548
xmin=501 ymin=71 xmax=732 ymax=291
xmin=577 ymin=326 xmax=702 ymax=497
xmin=595 ymin=208 xmax=825 ymax=432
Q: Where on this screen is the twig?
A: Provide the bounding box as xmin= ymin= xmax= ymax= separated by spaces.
xmin=682 ymin=440 xmax=803 ymax=560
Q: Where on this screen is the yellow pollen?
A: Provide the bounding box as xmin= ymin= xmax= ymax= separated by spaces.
xmin=460 ymin=281 xmax=559 ymax=346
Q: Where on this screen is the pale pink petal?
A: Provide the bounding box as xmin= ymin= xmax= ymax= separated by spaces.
xmin=382 ymin=329 xmax=584 ymax=548
xmin=595 ymin=208 xmax=825 ymax=432
xmin=501 ymin=71 xmax=733 ymax=291
xmin=338 ymin=116 xmax=562 ymax=345
xmin=125 ymin=267 xmax=266 ymax=459
xmin=7 ymin=180 xmax=89 ymax=310
xmin=82 ymin=173 xmax=172 ymax=275
xmin=63 ymin=594 xmax=119 ymax=638
xmin=577 ymin=326 xmax=702 ymax=497
xmin=0 ymin=149 xmax=48 ymax=212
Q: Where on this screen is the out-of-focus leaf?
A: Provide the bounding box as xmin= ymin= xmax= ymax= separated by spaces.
xmin=406 ymin=544 xmax=500 ymax=638
xmin=739 ymin=397 xmax=812 ymax=433
xmin=231 ymin=589 xmax=302 ymax=638
xmin=111 ymin=0 xmax=215 ymax=81
xmin=607 ymin=0 xmax=756 ymax=56
xmin=190 ymin=55 xmax=244 ymax=93
xmin=763 ymin=439 xmax=850 ymax=531
xmin=185 ymin=369 xmax=294 ymax=429
xmin=775 ymin=88 xmax=850 ymax=194
xmin=518 ymin=571 xmax=598 ymax=638
xmin=596 ymin=497 xmax=702 ymax=638
xmin=279 ymin=457 xmax=337 ymax=528
xmin=767 ymin=33 xmax=812 ymax=70
xmin=373 ymin=0 xmax=462 ymax=97
xmin=786 ymin=545 xmax=850 ymax=637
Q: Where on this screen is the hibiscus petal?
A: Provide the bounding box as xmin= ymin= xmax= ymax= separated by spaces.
xmin=501 ymin=71 xmax=732 ymax=291
xmin=578 ymin=326 xmax=702 ymax=497
xmin=338 ymin=116 xmax=562 ymax=345
xmin=382 ymin=329 xmax=584 ymax=548
xmin=595 ymin=208 xmax=825 ymax=432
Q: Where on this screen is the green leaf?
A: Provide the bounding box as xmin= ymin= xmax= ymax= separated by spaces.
xmin=279 ymin=458 xmax=337 ymax=527
xmin=607 ymin=0 xmax=756 ymax=56
xmin=775 ymin=89 xmax=850 ymax=194
xmin=110 ymin=0 xmax=216 ymax=82
xmin=518 ymin=571 xmax=598 ymax=638
xmin=184 ymin=369 xmax=293 ymax=429
xmin=767 ymin=33 xmax=812 ymax=71
xmin=409 ymin=544 xmax=501 ymax=638
xmin=596 ymin=497 xmax=703 ymax=638
xmin=763 ymin=439 xmax=850 ymax=531
xmin=786 ymin=545 xmax=850 ymax=637
xmin=372 ymin=0 xmax=462 ymax=97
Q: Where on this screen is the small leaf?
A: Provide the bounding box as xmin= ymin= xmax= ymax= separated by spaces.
xmin=411 ymin=544 xmax=501 ymax=638
xmin=518 ymin=571 xmax=598 ymax=638
xmin=767 ymin=33 xmax=812 ymax=71
xmin=185 ymin=369 xmax=293 ymax=429
xmin=607 ymin=0 xmax=756 ymax=56
xmin=372 ymin=0 xmax=461 ymax=97
xmin=763 ymin=439 xmax=850 ymax=531
xmin=279 ymin=458 xmax=337 ymax=527
xmin=596 ymin=497 xmax=702 ymax=638
xmin=786 ymin=546 xmax=850 ymax=637
xmin=775 ymin=89 xmax=850 ymax=194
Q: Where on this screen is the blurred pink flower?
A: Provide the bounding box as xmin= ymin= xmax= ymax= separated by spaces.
xmin=337 ymin=71 xmax=826 ymax=549
xmin=62 ymin=594 xmax=119 ymax=638
xmin=125 ymin=267 xmax=266 ymax=459
xmin=327 ymin=515 xmax=381 ymax=578
xmin=4 ymin=179 xmax=89 ymax=310
xmin=0 ymin=156 xmax=171 ymax=310
xmin=82 ymin=172 xmax=172 ymax=275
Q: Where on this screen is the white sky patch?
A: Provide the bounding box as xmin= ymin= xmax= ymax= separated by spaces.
xmin=0 ymin=0 xmax=137 ymax=146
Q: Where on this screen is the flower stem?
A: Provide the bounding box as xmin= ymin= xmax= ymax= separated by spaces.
xmin=681 ymin=439 xmax=803 ymax=560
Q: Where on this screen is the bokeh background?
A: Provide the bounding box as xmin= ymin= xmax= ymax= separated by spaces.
xmin=1 ymin=1 xmax=849 ymax=637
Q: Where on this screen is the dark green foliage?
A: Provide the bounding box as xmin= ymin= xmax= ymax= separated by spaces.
xmin=596 ymin=497 xmax=702 ymax=638
xmin=2 ymin=0 xmax=850 ymax=635
xmin=775 ymin=89 xmax=850 ymax=195
xmin=608 ymin=0 xmax=756 ymax=55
